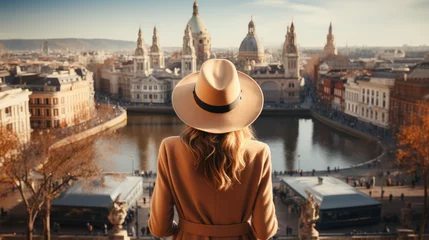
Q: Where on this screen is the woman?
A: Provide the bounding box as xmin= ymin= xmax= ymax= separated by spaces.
xmin=149 ymin=59 xmax=278 ymax=239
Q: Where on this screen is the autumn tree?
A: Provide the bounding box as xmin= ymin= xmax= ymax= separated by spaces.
xmin=396 ymin=102 xmax=429 ymax=236
xmin=0 ymin=124 xmax=118 ymax=240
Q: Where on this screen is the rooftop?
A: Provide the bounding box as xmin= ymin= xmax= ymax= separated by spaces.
xmin=52 ymin=175 xmax=142 ymax=208
xmin=280 ymin=176 xmax=381 ymax=210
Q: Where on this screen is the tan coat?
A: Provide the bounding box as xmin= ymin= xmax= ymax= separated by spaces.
xmin=148 ymin=136 xmax=278 ymax=239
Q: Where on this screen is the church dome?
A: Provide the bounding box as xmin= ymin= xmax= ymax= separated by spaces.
xmin=187 ymin=1 xmax=209 ymax=35
xmin=239 ymin=35 xmax=264 ymax=54
xmin=187 ymin=16 xmax=208 ymax=35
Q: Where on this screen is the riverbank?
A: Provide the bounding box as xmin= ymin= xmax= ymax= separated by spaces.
xmin=310 ymin=111 xmax=387 ymax=170
xmin=51 ymin=107 xmax=127 ymax=150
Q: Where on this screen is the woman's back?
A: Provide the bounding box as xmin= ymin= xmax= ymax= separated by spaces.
xmin=148 ymin=59 xmax=277 ymax=239
xmin=149 ymin=136 xmax=277 ymax=239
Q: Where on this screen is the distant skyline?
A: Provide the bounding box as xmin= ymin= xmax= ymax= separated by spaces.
xmin=0 ymin=0 xmax=428 ymax=48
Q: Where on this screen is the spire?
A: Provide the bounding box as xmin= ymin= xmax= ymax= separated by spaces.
xmin=137 ymin=26 xmax=143 ymax=48
xmin=329 ymin=22 xmax=332 ymax=34
xmin=151 ymin=25 xmax=160 ymax=52
xmin=290 ymin=18 xmax=295 ymax=33
xmin=248 ymin=16 xmax=255 ymax=35
xmin=193 ymin=0 xmax=199 ymax=16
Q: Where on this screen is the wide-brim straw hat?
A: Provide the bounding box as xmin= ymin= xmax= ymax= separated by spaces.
xmin=172 ymin=59 xmax=263 ymax=134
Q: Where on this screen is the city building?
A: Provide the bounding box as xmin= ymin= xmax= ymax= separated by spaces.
xmin=51 ymin=175 xmax=143 ymax=226
xmin=240 ymin=20 xmax=302 ymax=104
xmin=12 ymin=67 xmax=95 ymax=128
xmin=323 ymin=23 xmax=338 ymax=58
xmin=318 ymin=71 xmax=347 ymax=109
xmin=279 ymin=176 xmax=381 ymax=229
xmin=187 ymin=0 xmax=212 ymax=67
xmin=390 ymin=60 xmax=429 ymax=129
xmin=0 ymin=71 xmax=32 ymax=142
xmin=355 ymin=72 xmax=396 ymax=128
xmin=130 ymin=69 xmax=173 ymax=104
xmin=376 ymin=49 xmax=406 ymax=60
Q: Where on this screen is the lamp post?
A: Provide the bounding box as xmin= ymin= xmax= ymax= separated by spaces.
xmin=135 ymin=200 xmax=139 ymax=239
xmin=297 ymin=154 xmax=301 ymax=172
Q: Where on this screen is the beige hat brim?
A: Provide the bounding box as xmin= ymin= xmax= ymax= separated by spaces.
xmin=172 ymin=71 xmax=263 ymax=134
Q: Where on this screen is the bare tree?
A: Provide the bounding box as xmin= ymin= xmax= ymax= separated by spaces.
xmin=0 ymin=121 xmax=119 ymax=240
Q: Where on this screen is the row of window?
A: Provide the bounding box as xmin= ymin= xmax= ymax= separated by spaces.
xmin=136 ymin=94 xmax=164 ymax=100
xmin=287 ymin=60 xmax=297 ymax=69
xmin=31 ymin=108 xmax=62 ymax=117
xmin=30 ymin=119 xmax=61 ymax=128
xmin=360 ymin=107 xmax=387 ymax=123
xmin=135 ymin=85 xmax=167 ymax=91
xmin=345 ymin=91 xmax=359 ymax=102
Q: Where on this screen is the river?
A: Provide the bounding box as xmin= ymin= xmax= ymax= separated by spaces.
xmin=95 ymin=114 xmax=380 ymax=173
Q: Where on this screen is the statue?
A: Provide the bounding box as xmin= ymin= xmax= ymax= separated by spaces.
xmin=108 ymin=195 xmax=128 ymax=233
xmin=298 ymin=191 xmax=320 ymax=240
xmin=400 ymin=203 xmax=412 ymax=229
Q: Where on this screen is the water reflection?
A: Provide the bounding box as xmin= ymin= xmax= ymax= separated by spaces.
xmin=97 ymin=114 xmax=378 ymax=172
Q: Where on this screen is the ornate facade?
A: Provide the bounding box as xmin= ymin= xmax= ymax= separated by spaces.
xmin=242 ymin=21 xmax=301 ymax=104
xmin=323 ymin=22 xmax=338 ymax=58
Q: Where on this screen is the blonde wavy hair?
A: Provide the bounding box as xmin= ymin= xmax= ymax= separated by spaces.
xmin=180 ymin=125 xmax=255 ymax=191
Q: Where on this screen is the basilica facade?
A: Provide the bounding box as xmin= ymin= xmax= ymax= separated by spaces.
xmin=237 ymin=19 xmax=301 ymax=104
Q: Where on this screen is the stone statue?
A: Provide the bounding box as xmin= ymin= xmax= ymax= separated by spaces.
xmin=108 ymin=195 xmax=128 ymax=233
xmin=400 ymin=203 xmax=412 ymax=229
xmin=298 ymin=191 xmax=320 ymax=240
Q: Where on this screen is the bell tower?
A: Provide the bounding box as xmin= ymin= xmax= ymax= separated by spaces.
xmin=149 ymin=26 xmax=165 ymax=69
xmin=134 ymin=26 xmax=149 ymax=75
xmin=283 ymin=20 xmax=299 ymax=79
xmin=181 ymin=24 xmax=197 ymax=78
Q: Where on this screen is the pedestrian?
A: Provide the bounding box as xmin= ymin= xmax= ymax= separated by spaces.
xmin=286 ymin=225 xmax=289 ymax=235
xmin=104 ymin=223 xmax=108 ymax=236
xmin=381 ymin=190 xmax=385 ymax=199
xmin=389 ymin=194 xmax=393 ymax=202
xmin=312 ymin=169 xmax=315 ymax=176
xmin=131 ymin=226 xmax=136 ymax=237
xmin=147 ymin=60 xmax=277 ymax=239
xmin=369 ymin=191 xmax=372 ymax=197
xmin=384 ymin=224 xmax=390 ymax=233
xmin=87 ymin=223 xmax=93 ymax=235
xmin=327 ymin=166 xmax=330 ymax=173
xmin=143 ymin=197 xmax=146 ymax=204
xmin=401 ymin=193 xmax=404 ymax=202
xmin=146 ymin=226 xmax=150 ymax=235
xmin=141 ymin=226 xmax=146 ymax=235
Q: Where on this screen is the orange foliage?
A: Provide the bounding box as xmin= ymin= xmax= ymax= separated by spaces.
xmin=396 ymin=104 xmax=429 ymax=174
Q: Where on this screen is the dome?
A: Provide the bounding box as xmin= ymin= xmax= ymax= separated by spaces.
xmin=187 ymin=15 xmax=208 ymax=35
xmin=239 ymin=35 xmax=264 ymax=54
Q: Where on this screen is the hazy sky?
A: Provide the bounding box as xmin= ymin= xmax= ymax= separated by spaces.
xmin=0 ymin=0 xmax=428 ymax=48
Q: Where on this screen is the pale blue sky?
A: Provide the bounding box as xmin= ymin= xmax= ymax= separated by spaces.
xmin=0 ymin=0 xmax=428 ymax=48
